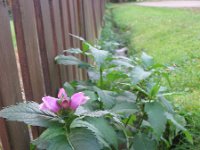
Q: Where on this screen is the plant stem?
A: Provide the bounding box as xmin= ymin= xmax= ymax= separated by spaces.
xmin=100 ymin=66 xmax=103 ymax=88
xmin=125 ymin=115 xmax=132 ymax=127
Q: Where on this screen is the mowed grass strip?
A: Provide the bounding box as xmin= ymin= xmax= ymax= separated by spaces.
xmin=111 ymin=4 xmax=200 ymax=149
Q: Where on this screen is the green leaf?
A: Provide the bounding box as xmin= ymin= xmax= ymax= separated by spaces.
xmin=111 ymin=59 xmax=134 ymax=68
xmin=131 ymin=133 xmax=156 ymax=150
xmin=159 ymin=96 xmax=174 ymax=113
xmin=165 ymin=112 xmax=193 ymax=143
xmin=111 ymin=102 xmax=137 ymax=115
xmin=131 ymin=66 xmax=151 ymax=85
xmin=88 ymin=68 xmax=100 ymax=81
xmin=94 ymin=87 xmax=115 ymax=109
xmin=123 ymin=114 xmax=136 ymax=126
xmin=63 ymin=48 xmax=82 ymax=54
xmin=63 ymin=82 xmax=75 ymax=97
xmin=141 ymin=52 xmax=154 ymax=68
xmin=148 ymin=82 xmax=160 ymax=99
xmin=55 ymin=55 xmax=82 ymax=65
xmin=75 ymin=109 xmax=115 ymax=118
xmin=34 ymin=125 xmax=104 ymax=150
xmin=145 ymin=102 xmax=167 ymax=138
xmin=83 ymin=91 xmax=97 ymax=101
xmin=165 ymin=112 xmax=185 ymax=131
xmin=69 ymin=128 xmax=102 ymax=150
xmin=71 ymin=118 xmax=118 ymax=149
xmin=0 ymin=102 xmax=64 ymax=127
xmin=68 ymin=34 xmax=92 ymax=52
xmin=48 ymin=135 xmax=72 ymax=150
xmin=82 ymin=42 xmax=90 ymax=52
xmin=32 ymin=126 xmax=68 ymax=150
xmin=116 ymin=91 xmax=137 ymax=102
xmin=90 ymin=47 xmax=109 ymax=66
xmin=86 ymin=117 xmax=118 ymax=149
xmin=30 ymin=143 xmax=36 ymax=150
xmin=106 ymin=70 xmax=128 ymax=82
xmin=184 ymin=130 xmax=193 ymax=144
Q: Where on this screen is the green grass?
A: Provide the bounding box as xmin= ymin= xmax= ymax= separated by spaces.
xmin=10 ymin=20 xmax=17 ymax=49
xmin=111 ymin=4 xmax=200 ymax=149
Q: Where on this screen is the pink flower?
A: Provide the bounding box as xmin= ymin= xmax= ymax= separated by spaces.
xmin=39 ymin=96 xmax=61 ymax=113
xmin=69 ymin=92 xmax=89 ymax=110
xmin=58 ymin=88 xmax=68 ymax=100
xmin=39 ymin=88 xmax=89 ymax=112
xmin=61 ymin=100 xmax=69 ymax=109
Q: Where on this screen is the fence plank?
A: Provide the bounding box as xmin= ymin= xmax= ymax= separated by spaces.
xmin=82 ymin=0 xmax=96 ymax=41
xmin=35 ymin=0 xmax=61 ymax=96
xmin=11 ymin=0 xmax=46 ymax=138
xmin=67 ymin=0 xmax=81 ymax=80
xmin=50 ymin=0 xmax=69 ymax=84
xmin=0 ymin=118 xmax=10 ymax=150
xmin=73 ymin=0 xmax=84 ymax=80
xmin=33 ymin=0 xmax=52 ymax=95
xmin=93 ymin=0 xmax=102 ymax=36
xmin=0 ymin=1 xmax=30 ymax=149
xmin=60 ymin=0 xmax=74 ymax=82
xmin=77 ymin=0 xmax=88 ymax=80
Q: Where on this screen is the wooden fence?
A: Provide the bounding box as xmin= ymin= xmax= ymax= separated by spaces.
xmin=0 ymin=0 xmax=106 ymax=149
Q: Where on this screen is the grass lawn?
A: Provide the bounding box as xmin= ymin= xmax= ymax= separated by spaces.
xmin=111 ymin=3 xmax=200 ymax=149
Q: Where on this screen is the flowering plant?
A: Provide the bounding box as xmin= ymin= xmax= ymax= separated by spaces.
xmin=39 ymin=88 xmax=89 ymax=112
xmin=0 ymin=36 xmax=192 ymax=150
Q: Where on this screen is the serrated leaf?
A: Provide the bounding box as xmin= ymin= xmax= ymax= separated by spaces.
xmin=83 ymin=91 xmax=97 ymax=101
xmin=165 ymin=112 xmax=185 ymax=131
xmin=94 ymin=87 xmax=115 ymax=109
xmin=88 ymin=68 xmax=100 ymax=81
xmin=55 ymin=55 xmax=82 ymax=65
xmin=48 ymin=135 xmax=72 ymax=150
xmin=63 ymin=48 xmax=82 ymax=54
xmin=165 ymin=112 xmax=193 ymax=143
xmin=0 ymin=102 xmax=64 ymax=127
xmin=116 ymin=91 xmax=137 ymax=102
xmin=159 ymin=96 xmax=174 ymax=113
xmin=111 ymin=102 xmax=137 ymax=114
xmin=111 ymin=59 xmax=134 ymax=68
xmin=106 ymin=70 xmax=128 ymax=82
xmin=90 ymin=47 xmax=109 ymax=66
xmin=70 ymin=119 xmax=110 ymax=149
xmin=32 ymin=126 xmax=67 ymax=149
xmin=145 ymin=102 xmax=167 ymax=138
xmin=63 ymin=82 xmax=75 ymax=97
xmin=131 ymin=66 xmax=151 ymax=85
xmin=69 ymin=128 xmax=102 ymax=150
xmin=141 ymin=52 xmax=154 ymax=68
xmin=86 ymin=117 xmax=118 ymax=149
xmin=131 ymin=133 xmax=156 ymax=150
xmin=75 ymin=109 xmax=114 ymax=118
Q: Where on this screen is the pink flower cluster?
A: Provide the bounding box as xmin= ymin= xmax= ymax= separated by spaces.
xmin=39 ymin=88 xmax=89 ymax=113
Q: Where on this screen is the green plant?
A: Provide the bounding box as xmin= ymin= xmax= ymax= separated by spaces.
xmin=55 ymin=36 xmax=192 ymax=149
xmin=0 ymin=35 xmax=192 ymax=149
